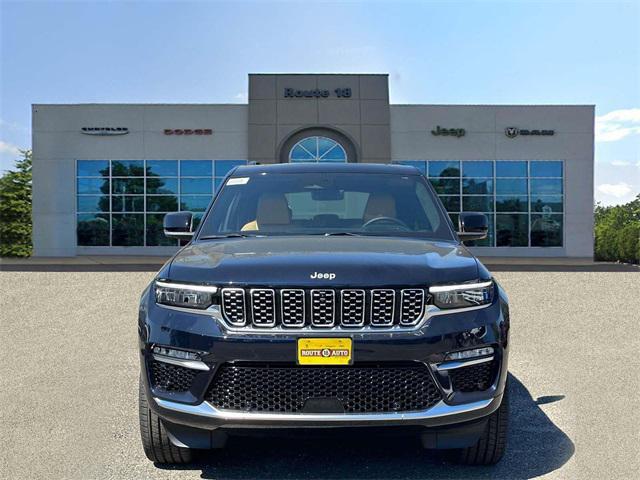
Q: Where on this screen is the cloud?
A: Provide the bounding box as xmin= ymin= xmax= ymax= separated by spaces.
xmin=597 ymin=182 xmax=634 ymax=198
xmin=233 ymin=92 xmax=247 ymax=102
xmin=610 ymin=160 xmax=634 ymax=167
xmin=0 ymin=140 xmax=21 ymax=156
xmin=595 ymin=108 xmax=640 ymax=142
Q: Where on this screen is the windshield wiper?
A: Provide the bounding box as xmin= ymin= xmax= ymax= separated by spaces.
xmin=199 ymin=233 xmax=257 ymax=240
xmin=323 ymin=232 xmax=363 ymax=237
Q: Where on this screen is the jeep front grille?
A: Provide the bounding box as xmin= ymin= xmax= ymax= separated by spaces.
xmin=206 ymin=363 xmax=442 ymax=413
xmin=219 ymin=287 xmax=428 ymax=329
xmin=250 ymin=289 xmax=276 ymax=327
xmin=311 ymin=289 xmax=336 ymax=327
xmin=341 ymin=289 xmax=366 ymax=326
xmin=370 ymin=289 xmax=395 ymax=326
xmin=221 ymin=288 xmax=246 ymax=326
xmin=280 ymin=289 xmax=305 ymax=327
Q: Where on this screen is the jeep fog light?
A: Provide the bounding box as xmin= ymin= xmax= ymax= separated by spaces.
xmin=153 ymin=346 xmax=200 ymax=361
xmin=429 ymin=280 xmax=494 ymax=309
xmin=154 ymin=280 xmax=217 ymax=310
xmin=445 ymin=347 xmax=494 ymax=361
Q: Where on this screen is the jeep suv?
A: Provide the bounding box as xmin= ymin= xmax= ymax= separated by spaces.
xmin=138 ymin=163 xmax=510 ymax=465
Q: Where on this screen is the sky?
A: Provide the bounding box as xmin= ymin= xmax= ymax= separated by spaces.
xmin=1 ymin=0 xmax=638 ymax=205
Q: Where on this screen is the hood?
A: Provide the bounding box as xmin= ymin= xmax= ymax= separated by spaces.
xmin=164 ymin=236 xmax=479 ymax=287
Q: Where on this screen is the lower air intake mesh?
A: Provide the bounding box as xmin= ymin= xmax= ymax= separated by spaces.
xmin=206 ymin=363 xmax=442 ymax=413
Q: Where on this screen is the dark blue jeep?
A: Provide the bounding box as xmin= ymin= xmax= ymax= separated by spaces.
xmin=138 ymin=163 xmax=510 ymax=465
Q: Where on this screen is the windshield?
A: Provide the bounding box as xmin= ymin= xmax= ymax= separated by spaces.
xmin=197 ymin=172 xmax=455 ymax=240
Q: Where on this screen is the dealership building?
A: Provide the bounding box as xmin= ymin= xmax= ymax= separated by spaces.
xmin=32 ymin=73 xmax=594 ymax=257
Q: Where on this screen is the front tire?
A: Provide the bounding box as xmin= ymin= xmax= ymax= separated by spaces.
xmin=453 ymin=386 xmax=509 ymax=465
xmin=139 ymin=377 xmax=193 ymax=464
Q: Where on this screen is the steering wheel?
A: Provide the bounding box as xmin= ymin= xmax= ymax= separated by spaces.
xmin=362 ymin=216 xmax=411 ymax=232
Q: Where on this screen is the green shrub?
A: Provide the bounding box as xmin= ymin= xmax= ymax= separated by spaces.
xmin=594 ymin=194 xmax=640 ymax=264
xmin=0 ymin=149 xmax=32 ymax=257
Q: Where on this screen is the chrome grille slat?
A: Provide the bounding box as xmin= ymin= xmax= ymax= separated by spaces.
xmin=220 ymin=287 xmax=426 ymax=330
xmin=370 ymin=289 xmax=396 ymax=326
xmin=341 ymin=289 xmax=366 ymax=326
xmin=250 ymin=289 xmax=276 ymax=327
xmin=280 ymin=289 xmax=305 ymax=327
xmin=400 ymin=289 xmax=425 ymax=325
xmin=311 ymin=289 xmax=335 ymax=327
xmin=221 ymin=288 xmax=246 ymax=326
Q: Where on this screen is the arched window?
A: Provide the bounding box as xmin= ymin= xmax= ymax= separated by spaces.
xmin=288 ymin=136 xmax=347 ymax=163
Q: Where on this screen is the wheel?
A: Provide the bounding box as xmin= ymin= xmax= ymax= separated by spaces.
xmin=139 ymin=377 xmax=193 ymax=464
xmin=453 ymin=385 xmax=509 ymax=465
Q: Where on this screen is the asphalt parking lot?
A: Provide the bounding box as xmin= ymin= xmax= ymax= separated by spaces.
xmin=1 ymin=269 xmax=639 ymax=479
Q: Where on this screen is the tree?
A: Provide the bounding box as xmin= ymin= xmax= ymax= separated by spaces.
xmin=0 ymin=149 xmax=32 ymax=257
xmin=594 ymin=194 xmax=640 ymax=264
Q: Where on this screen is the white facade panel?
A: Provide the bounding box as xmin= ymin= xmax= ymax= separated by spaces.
xmin=31 ymin=82 xmax=594 ymax=258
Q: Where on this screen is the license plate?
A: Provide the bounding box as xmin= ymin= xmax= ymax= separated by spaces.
xmin=297 ymin=338 xmax=352 ymax=365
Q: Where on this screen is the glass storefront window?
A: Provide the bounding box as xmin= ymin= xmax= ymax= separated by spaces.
xmin=112 ymin=195 xmax=144 ymax=212
xmin=463 ymin=196 xmax=493 ymax=212
xmin=112 ymin=178 xmax=144 ymax=194
xmin=76 ymin=214 xmax=110 ymax=246
xmin=530 ymin=161 xmax=562 ymax=177
xmin=180 ymin=178 xmax=212 ymax=195
xmin=496 ymin=161 xmax=527 ymax=177
xmin=289 ymin=136 xmax=347 ymax=163
xmin=77 ymin=159 xmax=563 ymax=249
xmin=76 ymin=159 xmax=246 ymax=246
xmin=111 ymin=160 xmax=144 ymax=176
xmin=77 ymin=178 xmax=109 ymax=194
xmin=496 ymin=178 xmax=528 ymax=195
xmin=496 ymin=214 xmax=529 ymax=246
xmin=496 ymin=195 xmax=528 ymax=212
xmin=394 ymin=159 xmax=564 ymax=247
xmin=531 ymin=195 xmax=563 ymax=213
xmin=77 ymin=160 xmax=109 ymax=177
xmin=180 ymin=160 xmax=212 ymax=177
xmin=146 ymin=196 xmax=178 ymax=212
xmin=531 ymin=214 xmax=563 ymax=246
xmin=146 ymin=178 xmax=178 ymax=195
xmin=77 ymin=196 xmax=109 ymax=212
xmin=531 ymin=178 xmax=563 ymax=195
xmin=429 ymin=161 xmax=460 ymax=177
xmin=112 ymin=214 xmax=145 ymax=246
xmin=463 ymin=178 xmax=493 ymax=194
xmin=462 ymin=161 xmax=493 ymax=178
xmin=147 ymin=160 xmax=178 ymax=177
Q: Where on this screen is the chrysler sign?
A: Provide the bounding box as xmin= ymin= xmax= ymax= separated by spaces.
xmin=81 ymin=127 xmax=129 ymax=136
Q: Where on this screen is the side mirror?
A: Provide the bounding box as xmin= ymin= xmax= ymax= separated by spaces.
xmin=163 ymin=212 xmax=194 ymax=240
xmin=457 ymin=212 xmax=488 ymax=242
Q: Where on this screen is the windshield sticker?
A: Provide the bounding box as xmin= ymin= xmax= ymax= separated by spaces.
xmin=227 ymin=177 xmax=250 ymax=185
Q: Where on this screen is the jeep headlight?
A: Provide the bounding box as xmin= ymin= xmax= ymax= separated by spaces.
xmin=429 ymin=280 xmax=494 ymax=309
xmin=154 ymin=280 xmax=217 ymax=310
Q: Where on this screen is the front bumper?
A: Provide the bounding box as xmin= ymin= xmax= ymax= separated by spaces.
xmin=138 ymin=283 xmax=510 ymax=437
